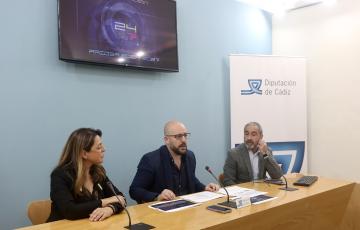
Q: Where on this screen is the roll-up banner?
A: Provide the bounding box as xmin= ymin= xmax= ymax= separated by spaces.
xmin=230 ymin=54 xmax=307 ymax=173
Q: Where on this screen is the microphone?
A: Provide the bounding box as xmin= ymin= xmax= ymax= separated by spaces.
xmin=106 ymin=181 xmax=154 ymax=230
xmin=205 ymin=166 xmax=236 ymax=209
xmin=278 ymin=175 xmax=298 ymax=191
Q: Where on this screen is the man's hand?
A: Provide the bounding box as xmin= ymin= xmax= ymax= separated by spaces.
xmin=205 ymin=183 xmax=220 ymax=192
xmin=258 ymin=140 xmax=269 ymax=155
xmin=157 ymin=189 xmax=176 ymax=201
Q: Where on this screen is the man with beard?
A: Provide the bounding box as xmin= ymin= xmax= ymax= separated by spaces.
xmin=223 ymin=122 xmax=283 ymax=186
xmin=129 ymin=120 xmax=219 ymax=203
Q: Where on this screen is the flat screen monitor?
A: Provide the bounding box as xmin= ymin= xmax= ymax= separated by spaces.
xmin=58 ymin=0 xmax=178 ymax=72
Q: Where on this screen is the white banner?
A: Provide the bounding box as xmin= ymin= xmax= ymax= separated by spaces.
xmin=230 ymin=54 xmax=307 ymax=173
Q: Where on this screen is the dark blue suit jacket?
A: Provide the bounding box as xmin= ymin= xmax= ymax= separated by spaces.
xmin=129 ymin=145 xmax=205 ymax=203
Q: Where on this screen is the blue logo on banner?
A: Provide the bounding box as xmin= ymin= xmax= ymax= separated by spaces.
xmin=241 ymin=79 xmax=262 ymax=95
xmin=267 ymin=141 xmax=305 ymax=174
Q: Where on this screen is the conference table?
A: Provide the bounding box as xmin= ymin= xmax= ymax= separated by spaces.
xmin=18 ymin=176 xmax=357 ymax=230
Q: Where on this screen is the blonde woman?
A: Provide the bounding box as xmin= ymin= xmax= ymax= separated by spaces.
xmin=47 ymin=128 xmax=125 ymax=222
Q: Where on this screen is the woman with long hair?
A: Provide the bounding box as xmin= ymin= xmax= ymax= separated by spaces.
xmin=47 ymin=128 xmax=125 ymax=222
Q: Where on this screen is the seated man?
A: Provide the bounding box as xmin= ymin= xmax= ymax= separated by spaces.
xmin=223 ymin=122 xmax=283 ymax=186
xmin=130 ymin=120 xmax=219 ymax=203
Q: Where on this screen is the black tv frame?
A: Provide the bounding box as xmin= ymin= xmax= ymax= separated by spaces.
xmin=57 ymin=0 xmax=179 ymax=72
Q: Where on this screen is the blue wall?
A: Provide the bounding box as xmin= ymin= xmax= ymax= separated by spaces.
xmin=0 ymin=0 xmax=271 ymax=229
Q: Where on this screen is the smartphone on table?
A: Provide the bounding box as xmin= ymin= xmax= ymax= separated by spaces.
xmin=206 ymin=205 xmax=232 ymax=214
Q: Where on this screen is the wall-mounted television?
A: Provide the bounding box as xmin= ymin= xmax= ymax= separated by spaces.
xmin=58 ymin=0 xmax=178 ymax=72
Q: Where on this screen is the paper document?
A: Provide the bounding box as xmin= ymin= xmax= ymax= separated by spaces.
xmin=180 ymin=191 xmax=225 ymax=203
xmin=230 ymin=190 xmax=267 ymax=199
xmin=219 ymin=186 xmax=252 ymax=196
xmin=219 ymin=186 xmax=267 ymax=199
xmin=149 ymin=199 xmax=200 ymax=212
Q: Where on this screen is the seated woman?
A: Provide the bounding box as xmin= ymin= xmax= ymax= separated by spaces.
xmin=47 ymin=128 xmax=125 ymax=222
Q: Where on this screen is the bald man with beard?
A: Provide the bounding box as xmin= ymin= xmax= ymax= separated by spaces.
xmin=129 ymin=121 xmax=219 ymax=203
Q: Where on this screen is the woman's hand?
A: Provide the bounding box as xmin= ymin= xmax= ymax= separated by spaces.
xmin=101 ymin=195 xmax=126 ymax=207
xmin=89 ymin=207 xmax=113 ymax=221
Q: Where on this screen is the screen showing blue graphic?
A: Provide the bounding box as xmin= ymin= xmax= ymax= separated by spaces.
xmin=58 ymin=0 xmax=178 ymax=71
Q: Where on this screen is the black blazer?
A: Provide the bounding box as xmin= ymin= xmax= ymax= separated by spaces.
xmin=47 ymin=166 xmax=124 ymax=222
xmin=129 ymin=145 xmax=205 ymax=203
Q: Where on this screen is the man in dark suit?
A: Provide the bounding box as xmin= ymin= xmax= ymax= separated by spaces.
xmin=130 ymin=120 xmax=219 ymax=203
xmin=223 ymin=122 xmax=283 ymax=186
